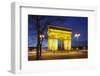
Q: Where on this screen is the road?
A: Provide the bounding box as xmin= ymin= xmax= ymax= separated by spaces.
xmin=28 ymin=50 xmax=88 ymax=61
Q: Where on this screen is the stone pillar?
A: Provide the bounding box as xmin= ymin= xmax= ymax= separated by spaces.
xmin=64 ymin=39 xmax=71 ymax=50
xmin=48 ymin=38 xmax=52 ymax=51
xmin=64 ymin=39 xmax=68 ymax=50
xmin=48 ymin=39 xmax=58 ymax=51
xmin=68 ymin=39 xmax=72 ymax=50
xmin=52 ymin=39 xmax=58 ymax=51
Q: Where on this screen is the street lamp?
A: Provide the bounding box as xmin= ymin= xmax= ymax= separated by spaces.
xmin=40 ymin=34 xmax=45 ymax=44
xmin=74 ymin=33 xmax=80 ymax=41
xmin=74 ymin=33 xmax=80 ymax=50
xmin=40 ymin=34 xmax=45 ymax=40
xmin=39 ymin=34 xmax=45 ymax=57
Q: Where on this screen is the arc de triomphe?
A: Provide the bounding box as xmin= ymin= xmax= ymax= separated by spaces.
xmin=48 ymin=25 xmax=72 ymax=51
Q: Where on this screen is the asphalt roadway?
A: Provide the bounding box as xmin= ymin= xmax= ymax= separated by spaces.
xmin=28 ymin=50 xmax=88 ymax=61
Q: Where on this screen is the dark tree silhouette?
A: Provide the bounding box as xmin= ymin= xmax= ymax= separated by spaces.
xmin=31 ymin=15 xmax=65 ymax=60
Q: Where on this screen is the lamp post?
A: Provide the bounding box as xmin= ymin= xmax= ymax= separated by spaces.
xmin=74 ymin=33 xmax=80 ymax=41
xmin=74 ymin=33 xmax=80 ymax=50
xmin=39 ymin=34 xmax=45 ymax=57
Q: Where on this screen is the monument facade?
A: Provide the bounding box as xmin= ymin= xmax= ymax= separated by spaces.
xmin=48 ymin=25 xmax=72 ymax=51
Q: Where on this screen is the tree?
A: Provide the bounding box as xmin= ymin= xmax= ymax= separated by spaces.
xmin=32 ymin=15 xmax=65 ymax=60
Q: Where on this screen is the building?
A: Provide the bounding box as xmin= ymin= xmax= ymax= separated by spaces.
xmin=48 ymin=25 xmax=72 ymax=51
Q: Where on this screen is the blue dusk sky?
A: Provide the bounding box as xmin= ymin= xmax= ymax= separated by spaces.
xmin=28 ymin=15 xmax=88 ymax=47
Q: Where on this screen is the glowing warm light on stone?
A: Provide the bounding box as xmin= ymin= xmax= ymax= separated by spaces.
xmin=48 ymin=25 xmax=72 ymax=51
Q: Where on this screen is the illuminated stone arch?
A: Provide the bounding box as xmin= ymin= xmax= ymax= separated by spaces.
xmin=48 ymin=25 xmax=72 ymax=51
